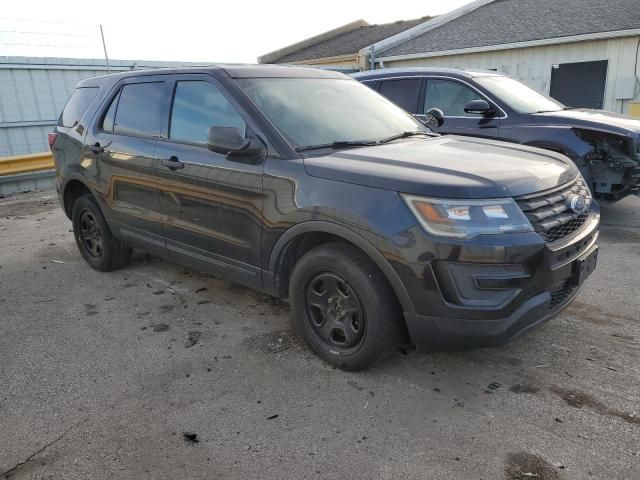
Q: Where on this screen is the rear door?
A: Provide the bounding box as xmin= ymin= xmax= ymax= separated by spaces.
xmin=422 ymin=77 xmax=501 ymax=138
xmin=154 ymin=75 xmax=264 ymax=287
xmin=83 ymin=77 xmax=169 ymax=255
xmin=377 ymin=78 xmax=423 ymax=115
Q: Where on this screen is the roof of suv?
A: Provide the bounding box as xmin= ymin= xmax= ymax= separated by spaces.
xmin=352 ymin=67 xmax=505 ymax=80
xmin=77 ymin=64 xmax=348 ymax=88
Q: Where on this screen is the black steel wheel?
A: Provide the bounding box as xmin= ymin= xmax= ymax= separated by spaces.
xmin=305 ymin=272 xmax=366 ymax=353
xmin=78 ymin=210 xmax=104 ymax=258
xmin=72 ymin=194 xmax=131 ymax=271
xmin=290 ymin=241 xmax=404 ymax=370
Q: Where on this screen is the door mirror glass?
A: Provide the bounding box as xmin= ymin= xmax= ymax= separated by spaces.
xmin=464 ymin=99 xmax=496 ymax=116
xmin=207 ymin=126 xmax=248 ymax=154
xmin=207 ymin=126 xmax=266 ymax=163
xmin=423 ymin=108 xmax=445 ymax=128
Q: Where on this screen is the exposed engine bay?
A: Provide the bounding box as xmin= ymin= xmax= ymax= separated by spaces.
xmin=575 ymin=129 xmax=640 ymax=202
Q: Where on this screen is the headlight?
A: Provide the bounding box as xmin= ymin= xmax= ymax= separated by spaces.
xmin=402 ymin=195 xmax=533 ymax=239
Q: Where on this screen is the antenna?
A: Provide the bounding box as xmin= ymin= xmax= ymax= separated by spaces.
xmin=99 ymin=24 xmax=110 ymax=72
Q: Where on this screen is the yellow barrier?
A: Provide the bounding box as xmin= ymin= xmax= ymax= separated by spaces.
xmin=0 ymin=152 xmax=54 ymax=176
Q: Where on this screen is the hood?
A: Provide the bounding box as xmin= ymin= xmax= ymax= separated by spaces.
xmin=303 ymin=136 xmax=578 ymax=199
xmin=534 ymin=109 xmax=640 ymax=137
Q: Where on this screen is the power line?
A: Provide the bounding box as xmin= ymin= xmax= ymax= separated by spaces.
xmin=0 ymin=29 xmax=95 ymax=38
xmin=2 ymin=42 xmax=94 ymax=49
xmin=0 ymin=16 xmax=86 ymax=26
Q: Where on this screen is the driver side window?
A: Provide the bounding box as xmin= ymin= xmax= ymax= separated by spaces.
xmin=425 ymin=79 xmax=483 ymax=117
xmin=170 ymin=80 xmax=246 ymax=145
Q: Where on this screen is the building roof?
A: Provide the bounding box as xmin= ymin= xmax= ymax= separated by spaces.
xmin=263 ymin=17 xmax=429 ymax=64
xmin=381 ymin=0 xmax=640 ymax=58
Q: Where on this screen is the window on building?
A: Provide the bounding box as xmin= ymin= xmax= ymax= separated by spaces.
xmin=113 ymin=82 xmax=164 ymax=138
xmin=424 ymin=79 xmax=483 ymax=117
xmin=378 ymin=79 xmax=422 ymax=113
xmin=169 ymin=81 xmax=246 ymax=145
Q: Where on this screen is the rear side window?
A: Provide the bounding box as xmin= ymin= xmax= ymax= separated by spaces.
xmin=360 ymin=80 xmax=378 ymax=91
xmin=101 ymin=91 xmax=120 ymax=132
xmin=169 ymin=80 xmax=246 ymax=145
xmin=425 ymin=79 xmax=483 ymax=117
xmin=59 ymin=87 xmax=99 ymax=127
xmin=114 ymin=82 xmax=164 ymax=137
xmin=378 ymin=79 xmax=421 ymax=113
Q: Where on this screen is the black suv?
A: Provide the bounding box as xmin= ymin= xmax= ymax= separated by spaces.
xmin=51 ymin=65 xmax=599 ymax=370
xmin=354 ymin=68 xmax=640 ymax=202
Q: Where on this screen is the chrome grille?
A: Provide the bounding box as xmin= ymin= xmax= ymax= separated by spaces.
xmin=516 ymin=177 xmax=592 ymax=243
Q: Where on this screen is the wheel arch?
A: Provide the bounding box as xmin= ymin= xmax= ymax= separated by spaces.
xmin=522 ymin=140 xmax=573 ymax=158
xmin=61 ymin=175 xmax=97 ymax=219
xmin=265 ymin=221 xmax=415 ymax=315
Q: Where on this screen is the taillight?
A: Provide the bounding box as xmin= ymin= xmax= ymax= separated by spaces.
xmin=47 ymin=132 xmax=58 ymax=150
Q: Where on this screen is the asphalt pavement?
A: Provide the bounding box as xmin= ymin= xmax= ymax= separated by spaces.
xmin=0 ymin=191 xmax=638 ymax=479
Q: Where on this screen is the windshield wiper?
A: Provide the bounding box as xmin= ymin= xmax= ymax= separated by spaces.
xmin=295 ymin=140 xmax=377 ymax=152
xmin=295 ymin=131 xmax=433 ymax=152
xmin=378 ymin=130 xmax=434 ymax=144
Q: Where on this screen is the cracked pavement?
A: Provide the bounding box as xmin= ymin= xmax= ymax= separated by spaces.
xmin=0 ymin=191 xmax=639 ymax=479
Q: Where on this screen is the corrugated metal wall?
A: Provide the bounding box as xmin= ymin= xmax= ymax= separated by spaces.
xmin=384 ymin=36 xmax=640 ymax=115
xmin=0 ymin=56 xmax=203 ymax=157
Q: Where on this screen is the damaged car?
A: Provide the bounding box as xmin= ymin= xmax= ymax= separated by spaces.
xmin=354 ymin=68 xmax=640 ymax=202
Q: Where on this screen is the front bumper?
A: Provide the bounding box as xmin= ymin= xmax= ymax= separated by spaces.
xmin=404 ymin=244 xmax=595 ymax=348
xmin=390 ymin=202 xmax=600 ymax=348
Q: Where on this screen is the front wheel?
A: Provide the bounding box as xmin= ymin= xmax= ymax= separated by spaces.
xmin=289 ymin=242 xmax=404 ymax=370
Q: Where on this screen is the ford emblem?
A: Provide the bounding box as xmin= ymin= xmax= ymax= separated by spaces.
xmin=569 ymin=194 xmax=587 ymax=213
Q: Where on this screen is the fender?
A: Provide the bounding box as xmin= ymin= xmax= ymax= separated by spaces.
xmin=504 ymin=126 xmax=593 ymax=162
xmin=265 ymin=220 xmax=415 ymax=315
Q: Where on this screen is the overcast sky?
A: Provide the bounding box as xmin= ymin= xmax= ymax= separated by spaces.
xmin=0 ymin=0 xmax=476 ymax=63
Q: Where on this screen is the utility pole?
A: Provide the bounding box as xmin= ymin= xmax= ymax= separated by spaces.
xmin=99 ymin=24 xmax=110 ymax=72
xmin=370 ymin=45 xmax=376 ymax=71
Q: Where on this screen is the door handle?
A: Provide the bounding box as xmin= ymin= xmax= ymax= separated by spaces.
xmin=87 ymin=142 xmax=104 ymax=154
xmin=162 ymin=156 xmax=184 ymax=170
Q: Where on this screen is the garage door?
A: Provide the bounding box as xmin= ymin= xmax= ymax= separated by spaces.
xmin=550 ymin=60 xmax=608 ymax=109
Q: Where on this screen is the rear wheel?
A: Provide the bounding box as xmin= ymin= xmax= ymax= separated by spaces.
xmin=290 ymin=242 xmax=403 ymax=370
xmin=72 ymin=194 xmax=131 ymax=271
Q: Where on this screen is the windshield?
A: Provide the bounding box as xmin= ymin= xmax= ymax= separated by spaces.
xmin=475 ymin=75 xmax=565 ymax=114
xmin=236 ymin=78 xmax=427 ymax=150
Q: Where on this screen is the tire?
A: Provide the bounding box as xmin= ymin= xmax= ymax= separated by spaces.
xmin=290 ymin=241 xmax=403 ymax=371
xmin=71 ymin=194 xmax=131 ymax=272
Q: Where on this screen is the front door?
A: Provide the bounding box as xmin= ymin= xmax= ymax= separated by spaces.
xmin=422 ymin=78 xmax=501 ymax=139
xmin=154 ymin=76 xmax=264 ymax=287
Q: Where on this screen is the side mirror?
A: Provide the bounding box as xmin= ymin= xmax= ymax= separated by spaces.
xmin=424 ymin=108 xmax=445 ymax=128
xmin=207 ymin=126 xmax=265 ymax=163
xmin=464 ymin=99 xmax=496 ymax=116
xmin=207 ymin=126 xmax=249 ymax=154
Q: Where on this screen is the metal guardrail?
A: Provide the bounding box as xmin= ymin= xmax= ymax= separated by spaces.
xmin=0 ymin=152 xmax=54 ymax=176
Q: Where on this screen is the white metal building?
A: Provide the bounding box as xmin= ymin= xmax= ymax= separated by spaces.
xmin=364 ymin=0 xmax=640 ymax=116
xmin=0 ymin=56 xmax=201 ymax=157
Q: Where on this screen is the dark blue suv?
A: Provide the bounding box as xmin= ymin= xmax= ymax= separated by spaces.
xmin=354 ymin=68 xmax=640 ymax=202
